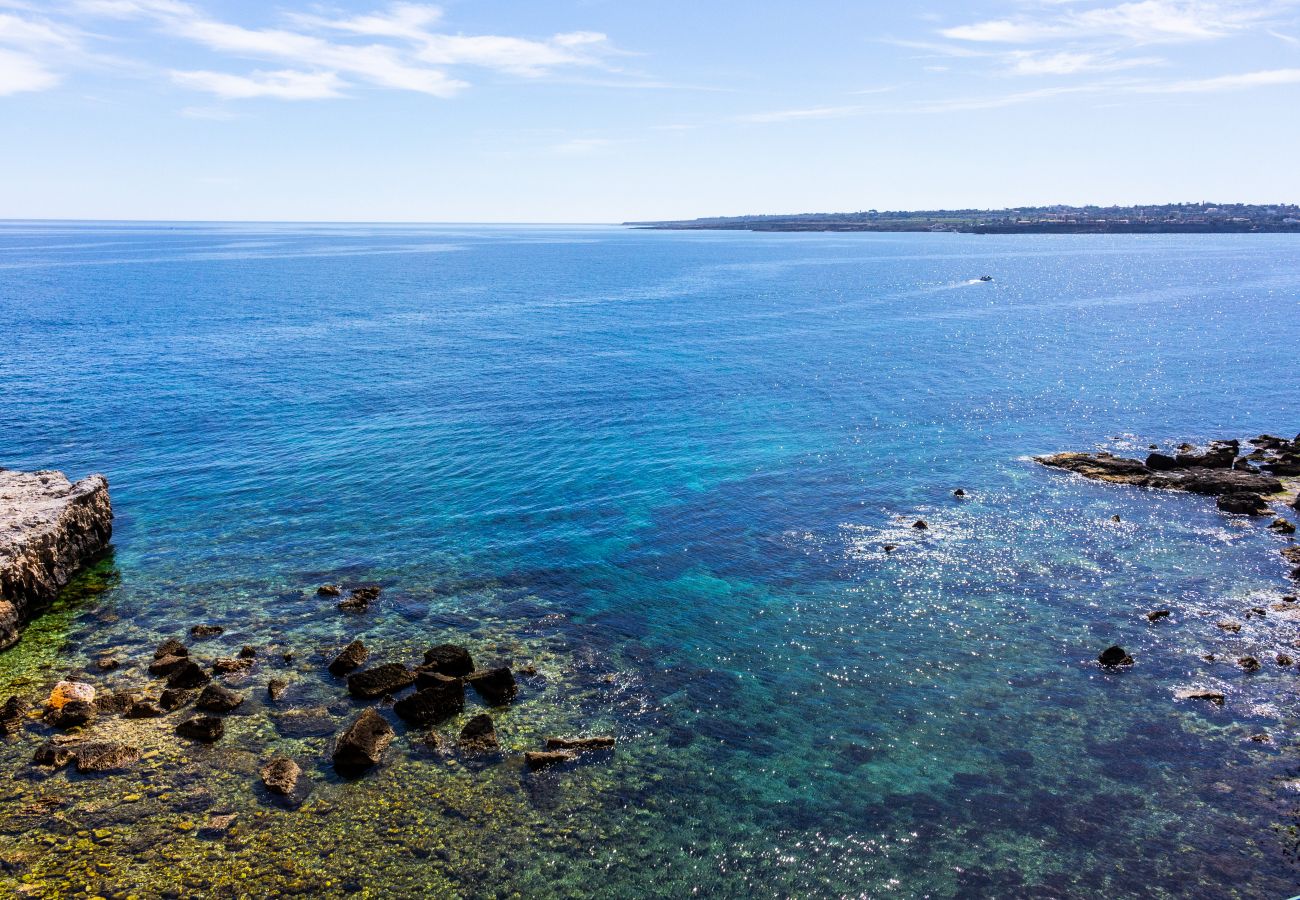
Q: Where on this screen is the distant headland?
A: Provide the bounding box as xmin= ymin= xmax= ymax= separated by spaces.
xmin=627 ymin=203 xmax=1300 ymax=234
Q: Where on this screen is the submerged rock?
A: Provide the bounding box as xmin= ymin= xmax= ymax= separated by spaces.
xmin=126 ymin=699 xmax=164 ymax=719
xmin=190 ymin=624 xmax=224 ymax=639
xmin=393 ymin=675 xmax=464 ymax=727
xmin=1145 ymin=609 xmax=1170 ymax=623
xmin=1097 ymin=646 xmax=1134 ymax=668
xmin=338 ymin=585 xmax=382 ymax=613
xmin=212 ymin=657 xmax=253 ymax=676
xmin=347 ymin=663 xmax=415 ymax=699
xmin=1238 ymin=656 xmax=1261 ymax=672
xmin=1216 ymin=621 xmax=1242 ymax=634
xmin=32 ymin=741 xmax=77 ymax=768
xmin=912 ymin=520 xmax=928 ymax=530
xmin=525 ymin=750 xmax=575 ymax=771
xmin=333 ymin=708 xmax=394 ymax=773
xmin=458 ymin=714 xmax=499 ymax=755
xmin=422 ymin=644 xmax=474 ymax=677
xmin=545 ymin=736 xmax=616 ymax=752
xmin=328 ymin=639 xmax=368 ymax=677
xmin=176 ymin=715 xmax=225 ymax=742
xmin=196 ymin=683 xmax=244 ymax=713
xmin=0 ymin=469 xmax=112 ymax=650
xmin=1 ymin=696 xmax=31 ymax=735
xmin=316 ymin=584 xmax=341 ymax=597
xmin=199 ymin=813 xmax=238 ymax=837
xmin=73 ymin=741 xmax=140 ymax=773
xmin=1175 ymin=688 xmax=1225 ymax=705
xmin=149 ymin=654 xmax=190 ymax=677
xmin=260 ymin=757 xmax=302 ymax=796
xmin=266 ymin=678 xmax=289 ymax=701
xmin=465 ymin=667 xmax=517 ymax=705
xmin=154 ymin=638 xmax=188 ymax=659
xmin=159 ymin=687 xmax=197 ymax=711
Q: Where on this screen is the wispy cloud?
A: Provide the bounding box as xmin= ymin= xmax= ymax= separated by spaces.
xmin=0 ymin=46 xmax=59 ymax=94
xmin=0 ymin=8 xmax=85 ymax=95
xmin=170 ymin=68 xmax=346 ymax=100
xmin=551 ymin=137 xmax=621 ymax=155
xmin=734 ymin=104 xmax=870 ymax=124
xmin=1136 ymin=65 xmax=1300 ymax=89
xmin=941 ymin=0 xmax=1292 ymax=45
xmin=1004 ymin=49 xmax=1164 ymax=75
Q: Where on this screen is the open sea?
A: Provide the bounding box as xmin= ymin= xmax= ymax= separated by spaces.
xmin=2 ymin=221 xmax=1300 ymax=898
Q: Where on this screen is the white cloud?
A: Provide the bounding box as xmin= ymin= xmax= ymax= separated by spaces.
xmin=1005 ymin=49 xmax=1164 ymax=74
xmin=171 ymin=68 xmax=346 ymax=99
xmin=942 ymin=0 xmax=1289 ymax=45
xmin=1137 ymin=65 xmax=1300 ymax=89
xmin=552 ymin=137 xmax=620 ymax=155
xmin=735 ymin=104 xmax=868 ymax=124
xmin=0 ymin=47 xmax=58 ymax=94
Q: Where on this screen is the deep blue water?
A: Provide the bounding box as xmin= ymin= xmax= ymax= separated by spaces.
xmin=2 ymin=222 xmax=1300 ymax=898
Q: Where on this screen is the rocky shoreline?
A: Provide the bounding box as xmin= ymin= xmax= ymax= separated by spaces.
xmin=0 ymin=468 xmax=112 ymax=651
xmin=1037 ymin=433 xmax=1300 ymax=579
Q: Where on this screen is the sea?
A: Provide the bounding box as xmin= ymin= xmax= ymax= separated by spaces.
xmin=1 ymin=221 xmax=1299 ymax=898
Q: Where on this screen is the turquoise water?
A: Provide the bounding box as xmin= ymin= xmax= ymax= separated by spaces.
xmin=2 ymin=222 xmax=1300 ymax=897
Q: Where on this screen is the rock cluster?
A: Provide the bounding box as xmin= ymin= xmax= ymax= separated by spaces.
xmin=0 ymin=469 xmax=112 ymax=650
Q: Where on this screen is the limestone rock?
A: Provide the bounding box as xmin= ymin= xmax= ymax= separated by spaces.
xmin=176 ymin=715 xmax=225 ymax=742
xmin=328 ymin=639 xmax=368 ymax=677
xmin=196 ymin=683 xmax=244 ymax=713
xmin=393 ymin=675 xmax=464 ymax=727
xmin=465 ymin=667 xmax=517 ymax=705
xmin=458 ymin=714 xmax=499 ymax=755
xmin=333 ymin=708 xmax=393 ymax=773
xmin=347 ymin=663 xmax=414 ymax=699
xmin=422 ymin=643 xmax=474 ymax=677
xmin=260 ymin=757 xmax=302 ymax=796
xmin=0 ymin=469 xmax=112 ymax=650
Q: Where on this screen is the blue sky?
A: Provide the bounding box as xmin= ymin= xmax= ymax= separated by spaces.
xmin=2 ymin=0 xmax=1299 ymax=221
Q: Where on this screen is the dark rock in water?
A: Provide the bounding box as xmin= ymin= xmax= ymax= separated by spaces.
xmin=1216 ymin=620 xmax=1242 ymax=633
xmin=176 ymin=715 xmax=225 ymax=742
xmin=149 ymin=654 xmax=190 ymax=677
xmin=212 ymin=657 xmax=252 ymax=676
xmin=458 ymin=714 xmax=499 ymax=755
xmin=266 ymin=678 xmax=289 ymax=701
xmin=1232 ymin=458 xmax=1259 ymax=473
xmin=239 ymin=645 xmax=256 ymax=659
xmin=196 ymin=683 xmax=244 ymax=713
xmin=260 ymin=757 xmax=302 ymax=796
xmin=465 ymin=667 xmax=517 ymax=705
xmin=316 ymin=584 xmax=341 ymax=597
xmin=74 ymin=741 xmax=140 ymax=773
xmin=1269 ymin=518 xmax=1296 ymax=534
xmin=1180 ymin=471 xmax=1283 ymax=496
xmin=882 ymin=544 xmax=897 ymax=554
xmin=32 ymin=741 xmax=77 ymax=768
xmin=953 ymin=488 xmax=966 ymax=497
xmin=1175 ymin=447 xmax=1235 ymax=469
xmin=126 ymin=699 xmax=164 ymax=719
xmin=328 ymin=640 xmax=368 ymax=677
xmin=1238 ymin=656 xmax=1261 ymax=672
xmin=525 ymin=750 xmax=575 ymax=771
xmin=155 ymin=638 xmax=188 ymax=659
xmin=1036 ymin=452 xmax=1282 ymax=496
xmin=190 ymin=624 xmax=223 ymax=639
xmin=159 ymin=688 xmax=197 ymax=711
xmin=0 ymin=469 xmax=112 ymax=651
xmin=338 ymin=585 xmax=382 ymax=613
xmin=393 ymin=676 xmax=464 ymax=727
xmin=333 ymin=708 xmax=393 ymax=773
xmin=1277 ymin=654 xmax=1293 ymax=667
xmin=1 ymin=696 xmax=31 ymax=735
xmin=1145 ymin=453 xmax=1179 ymax=471
xmin=1110 ymin=514 xmax=1121 ymax=523
xmin=46 ymin=700 xmax=95 ymax=729
xmin=1287 ymin=547 xmax=1300 ymax=564
xmin=912 ymin=520 xmax=928 ymax=530
xmin=1145 ymin=609 xmax=1170 ymax=623
xmin=545 ymin=736 xmax=615 ymax=752
xmin=167 ymin=660 xmax=211 ymax=689
xmin=96 ymin=655 xmax=121 ymax=671
xmin=422 ymin=644 xmax=474 ymax=677
xmin=1216 ymin=492 xmax=1269 ymax=515
xmin=1098 ymin=646 xmax=1134 ymax=668
xmin=94 ymin=690 xmax=136 ymax=715
xmin=347 ymin=663 xmax=415 ymax=699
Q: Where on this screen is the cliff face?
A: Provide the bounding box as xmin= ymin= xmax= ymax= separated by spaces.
xmin=0 ymin=469 xmax=112 ymax=650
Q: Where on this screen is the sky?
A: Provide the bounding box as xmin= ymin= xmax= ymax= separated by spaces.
xmin=2 ymin=0 xmax=1300 ymax=221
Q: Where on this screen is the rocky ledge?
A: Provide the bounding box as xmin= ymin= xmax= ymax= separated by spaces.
xmin=0 ymin=468 xmax=112 ymax=650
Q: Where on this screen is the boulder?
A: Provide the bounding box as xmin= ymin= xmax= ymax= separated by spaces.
xmin=154 ymin=638 xmax=188 ymax=659
xmin=1145 ymin=452 xmax=1179 ymax=471
xmin=393 ymin=675 xmax=464 ymax=727
xmin=212 ymin=657 xmax=252 ymax=676
xmin=422 ymin=644 xmax=474 ymax=677
xmin=167 ymin=660 xmax=211 ymax=689
xmin=525 ymin=750 xmax=575 ymax=771
xmin=48 ymin=680 xmax=95 ymax=709
xmin=73 ymin=741 xmax=140 ymax=773
xmin=0 ymin=469 xmax=112 ymax=650
xmin=1217 ymin=621 xmax=1242 ymax=633
xmin=1233 ymin=458 xmax=1259 ymax=473
xmin=196 ymin=683 xmax=244 ymax=713
xmin=190 ymin=624 xmax=223 ymax=639
xmin=1 ymin=696 xmax=31 ymax=736
xmin=545 ymin=736 xmax=616 ymax=752
xmin=176 ymin=715 xmax=225 ymax=742
xmin=126 ymin=699 xmax=164 ymax=719
xmin=32 ymin=742 xmax=77 ymax=768
xmin=332 ymin=708 xmax=393 ymax=773
xmin=1145 ymin=609 xmax=1170 ymax=623
xmin=46 ymin=700 xmax=95 ymax=729
xmin=267 ymin=678 xmax=289 ymax=701
xmin=239 ymin=645 xmax=257 ymax=659
xmin=94 ymin=690 xmax=136 ymax=715
xmin=1216 ymin=492 xmax=1269 ymax=515
xmin=1175 ymin=447 xmax=1236 ymax=469
xmin=149 ymin=654 xmax=190 ymax=677
xmin=1269 ymin=518 xmax=1296 ymax=534
xmin=1238 ymin=656 xmax=1261 ymax=672
xmin=159 ymin=688 xmax=197 ymax=711
xmin=458 ymin=714 xmax=499 ymax=755
xmin=338 ymin=585 xmax=381 ymax=613
xmin=328 ymin=640 xmax=368 ymax=677
xmin=274 ymin=706 xmax=337 ymax=739
xmin=347 ymin=663 xmax=415 ymax=699
xmin=465 ymin=667 xmax=517 ymax=705
xmin=912 ymin=520 xmax=928 ymax=530
xmin=1098 ymin=646 xmax=1133 ymax=667
xmin=96 ymin=655 xmax=121 ymax=671
xmin=260 ymin=757 xmax=302 ymax=796
xmin=316 ymin=584 xmax=341 ymax=597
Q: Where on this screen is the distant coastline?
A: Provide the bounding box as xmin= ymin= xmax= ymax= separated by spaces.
xmin=627 ymin=202 xmax=1300 ymax=234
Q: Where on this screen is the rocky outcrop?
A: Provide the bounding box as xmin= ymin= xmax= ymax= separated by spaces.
xmin=0 ymin=469 xmax=112 ymax=650
xmin=333 ymin=708 xmax=394 ymax=773
xmin=1036 ymin=452 xmax=1282 ymax=496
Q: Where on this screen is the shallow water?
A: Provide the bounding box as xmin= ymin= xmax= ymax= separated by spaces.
xmin=2 ymin=222 xmax=1300 ymax=898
